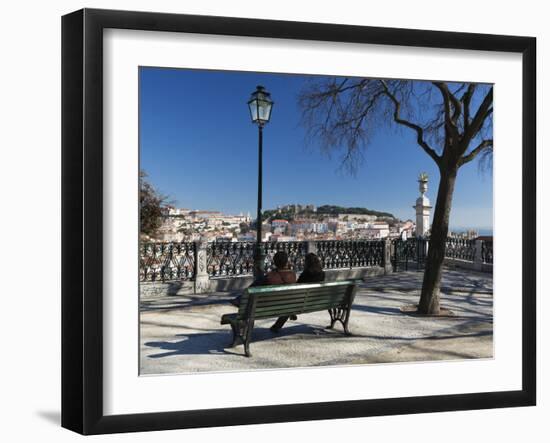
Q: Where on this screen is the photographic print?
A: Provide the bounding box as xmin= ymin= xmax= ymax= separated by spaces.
xmin=138 ymin=67 xmax=494 ymax=375
xmin=62 ymin=9 xmax=536 ymax=434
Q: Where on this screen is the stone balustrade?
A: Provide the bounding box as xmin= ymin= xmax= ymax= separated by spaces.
xmin=139 ymin=238 xmax=492 ymax=297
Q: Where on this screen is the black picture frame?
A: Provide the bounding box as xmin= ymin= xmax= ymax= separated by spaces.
xmin=61 ymin=8 xmax=536 ymax=435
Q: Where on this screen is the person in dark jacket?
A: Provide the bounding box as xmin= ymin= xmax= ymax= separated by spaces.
xmin=270 ymin=253 xmax=325 ymax=332
xmin=297 ymin=253 xmax=325 ymax=284
xmin=265 ymin=251 xmax=297 ymax=285
xmin=230 ymin=251 xmax=295 ymax=307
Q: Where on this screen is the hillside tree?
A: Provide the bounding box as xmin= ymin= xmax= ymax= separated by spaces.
xmin=140 ymin=170 xmax=169 ymax=238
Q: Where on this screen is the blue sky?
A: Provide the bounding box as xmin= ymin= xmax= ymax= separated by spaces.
xmin=139 ymin=67 xmax=493 ymax=230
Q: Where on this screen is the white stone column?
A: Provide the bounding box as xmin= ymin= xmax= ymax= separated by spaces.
xmin=413 ymin=174 xmax=432 ymax=237
xmin=194 ymin=241 xmax=210 ymax=294
xmin=307 ymin=240 xmax=317 ymax=255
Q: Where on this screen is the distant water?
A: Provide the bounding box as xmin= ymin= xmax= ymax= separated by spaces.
xmin=477 ymin=228 xmax=493 ymax=236
xmin=451 ymin=227 xmax=493 ymax=236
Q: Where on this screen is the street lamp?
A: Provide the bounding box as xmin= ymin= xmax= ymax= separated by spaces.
xmin=248 ymin=85 xmax=274 ymax=283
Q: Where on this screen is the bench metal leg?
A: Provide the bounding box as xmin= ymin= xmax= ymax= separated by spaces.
xmin=327 ymin=308 xmax=341 ymax=329
xmin=229 ymin=320 xmax=245 ymax=348
xmin=228 ymin=319 xmax=255 ymax=356
xmin=327 ymin=308 xmax=352 ymax=335
xmin=243 ymin=319 xmax=254 ymax=357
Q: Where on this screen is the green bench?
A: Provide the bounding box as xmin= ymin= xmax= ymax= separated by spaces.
xmin=220 ymin=280 xmax=359 ymax=357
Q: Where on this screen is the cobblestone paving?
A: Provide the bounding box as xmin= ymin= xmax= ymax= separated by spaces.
xmin=140 ymin=269 xmax=493 ymax=375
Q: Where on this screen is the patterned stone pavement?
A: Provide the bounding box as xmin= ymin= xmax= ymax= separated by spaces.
xmin=140 ymin=268 xmax=493 ymax=375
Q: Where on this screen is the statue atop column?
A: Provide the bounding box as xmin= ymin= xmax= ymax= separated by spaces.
xmin=413 ymin=172 xmax=432 ymax=237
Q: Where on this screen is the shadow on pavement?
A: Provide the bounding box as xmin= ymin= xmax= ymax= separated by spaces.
xmin=144 ymin=323 xmax=347 ymax=358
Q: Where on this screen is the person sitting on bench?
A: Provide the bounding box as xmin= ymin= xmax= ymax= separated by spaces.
xmin=265 ymin=251 xmax=297 ymax=285
xmin=297 ymin=253 xmax=325 ymax=284
xmin=230 ymin=250 xmax=294 ymax=307
xmin=270 ymin=252 xmax=325 ymax=332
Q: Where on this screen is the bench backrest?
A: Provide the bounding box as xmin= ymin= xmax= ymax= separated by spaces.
xmin=239 ymin=280 xmax=358 ymax=320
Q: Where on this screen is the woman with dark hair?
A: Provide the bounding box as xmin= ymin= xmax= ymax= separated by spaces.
xmin=270 ymin=252 xmax=325 ymax=332
xmin=297 ymin=253 xmax=325 ymax=284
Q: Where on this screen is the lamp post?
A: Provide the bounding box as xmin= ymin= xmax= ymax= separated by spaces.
xmin=247 ymin=85 xmax=274 ymax=283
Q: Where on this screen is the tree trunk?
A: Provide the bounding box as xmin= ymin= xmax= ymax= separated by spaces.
xmin=417 ymin=166 xmax=458 ymax=314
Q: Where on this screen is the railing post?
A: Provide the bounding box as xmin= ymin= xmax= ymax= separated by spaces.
xmin=307 ymin=240 xmax=317 ymax=255
xmin=194 ymin=240 xmax=210 ymax=294
xmin=474 ymin=239 xmax=483 ymax=271
xmin=421 ymin=237 xmax=429 ymax=270
xmin=383 ymin=238 xmax=393 ymax=274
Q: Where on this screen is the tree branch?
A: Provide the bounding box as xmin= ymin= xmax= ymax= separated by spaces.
xmin=463 ymin=87 xmax=493 ymax=145
xmin=438 ymin=82 xmax=462 ymax=123
xmin=461 ymin=84 xmax=476 ymax=130
xmin=432 ymin=82 xmax=461 ymax=142
xmin=380 ymin=80 xmax=441 ymax=165
xmin=459 ymin=139 xmax=493 ymax=166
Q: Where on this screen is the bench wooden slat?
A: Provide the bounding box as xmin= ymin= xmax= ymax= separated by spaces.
xmin=253 ymin=298 xmax=346 ymax=313
xmin=247 ymin=281 xmax=355 ymax=293
xmin=302 ymin=302 xmax=347 ymax=312
xmin=254 ymin=308 xmax=309 ymax=318
xmin=253 ymin=301 xmax=342 ymax=314
xmin=254 ymin=305 xmax=345 ymax=319
xmin=256 ymin=293 xmax=346 ymax=309
xmin=257 ymin=290 xmax=345 ymax=303
xmin=253 ymin=292 xmax=309 ymax=303
xmin=254 ymin=287 xmax=347 ymax=302
xmin=257 ymin=296 xmax=345 ymax=308
xmin=304 ymin=297 xmax=347 ymax=307
xmin=304 ymin=290 xmax=348 ymax=298
xmin=254 ymin=301 xmax=306 ymax=312
xmin=238 ymin=289 xmax=347 ymax=314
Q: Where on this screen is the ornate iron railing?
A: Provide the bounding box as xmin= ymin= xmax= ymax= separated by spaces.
xmin=264 ymin=241 xmax=307 ymax=273
xmin=444 ymin=238 xmax=476 ymax=261
xmin=206 ymin=242 xmax=255 ymax=277
xmin=206 ymin=241 xmax=307 ymax=278
xmin=481 ymin=240 xmax=493 ymax=264
xmin=139 ymin=242 xmax=196 ymax=282
xmin=316 ymin=240 xmax=385 ymax=269
xmin=139 ymin=237 xmax=492 ymax=283
xmin=391 ymin=238 xmax=427 ymax=271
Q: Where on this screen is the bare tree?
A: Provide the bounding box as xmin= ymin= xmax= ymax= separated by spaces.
xmin=299 ymin=78 xmax=493 ymax=315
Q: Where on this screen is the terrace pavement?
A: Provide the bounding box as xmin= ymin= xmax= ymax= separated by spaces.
xmin=140 ymin=268 xmax=493 ymax=375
